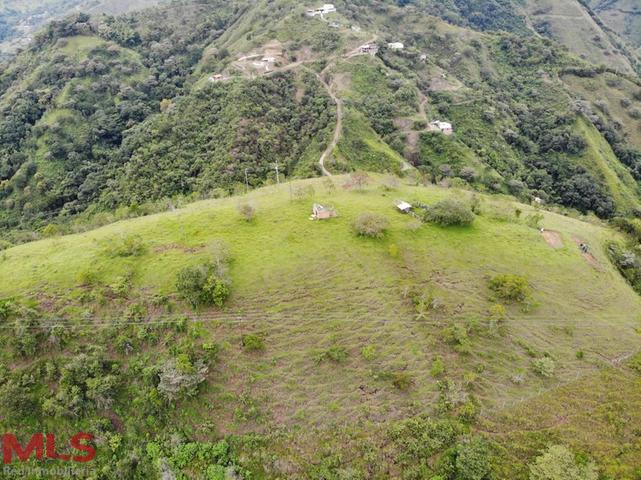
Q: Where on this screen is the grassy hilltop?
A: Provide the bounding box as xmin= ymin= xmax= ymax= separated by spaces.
xmin=1 ymin=174 xmax=640 ymax=478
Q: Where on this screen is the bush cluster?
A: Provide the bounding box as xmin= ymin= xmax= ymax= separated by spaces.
xmin=103 ymin=234 xmax=146 ymax=258
xmin=353 ymin=212 xmax=389 ymax=238
xmin=176 ymin=240 xmax=232 ymax=308
xmin=489 ymin=274 xmax=531 ymax=303
xmin=176 ymin=264 xmax=230 ymax=308
xmin=424 ymin=199 xmax=475 ymax=226
xmin=607 ymin=241 xmax=641 ymax=294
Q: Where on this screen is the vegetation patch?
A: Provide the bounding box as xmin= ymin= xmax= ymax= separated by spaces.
xmin=423 ymin=199 xmax=476 ymax=227
xmin=489 ymin=274 xmax=532 ymax=303
xmin=352 ymin=212 xmax=389 ymax=238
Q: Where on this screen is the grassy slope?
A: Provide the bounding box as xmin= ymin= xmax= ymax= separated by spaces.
xmin=563 ymin=71 xmax=641 ymax=149
xmin=573 ymin=117 xmax=641 ymax=212
xmin=1 ymin=175 xmax=639 ymax=474
xmin=333 ymin=109 xmax=404 ymax=173
xmin=523 ymin=0 xmax=634 ymax=73
xmin=590 ymin=0 xmax=641 ymax=51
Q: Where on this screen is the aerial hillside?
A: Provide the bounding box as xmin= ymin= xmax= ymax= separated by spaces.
xmin=0 ymin=175 xmax=640 ymax=478
xmin=3 ymin=0 xmax=641 ymax=242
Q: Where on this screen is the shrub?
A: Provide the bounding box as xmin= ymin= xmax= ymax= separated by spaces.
xmin=237 ymin=203 xmax=255 ymax=221
xmin=41 ymin=223 xmax=61 ymax=237
xmin=444 ymin=323 xmax=472 ymax=354
xmin=361 ymin=344 xmax=377 ymax=361
xmin=442 ymin=437 xmax=493 ymax=480
xmin=607 ymin=241 xmax=641 ymax=294
xmin=424 ymin=199 xmax=475 ymax=226
xmin=293 ymin=184 xmax=315 ymax=200
xmin=388 ymin=415 xmax=460 ymax=471
xmin=489 ymin=274 xmax=531 ymax=303
xmin=390 ymin=372 xmax=414 ymax=391
xmin=431 ymin=356 xmax=445 ymax=377
xmin=488 ymin=303 xmax=507 ymax=322
xmin=611 ymin=217 xmax=641 ymax=242
xmin=208 ymin=239 xmax=231 ymax=274
xmin=629 ymin=107 xmax=641 ymax=119
xmin=103 ymin=234 xmax=146 ymax=257
xmin=525 ymin=213 xmax=544 ymax=229
xmin=77 ymin=269 xmax=100 ymax=286
xmin=529 ymin=445 xmax=598 ymax=480
xmin=459 ymin=167 xmax=478 ymax=183
xmin=0 ymin=299 xmax=13 ymax=321
xmin=110 ymin=275 xmax=132 ymax=297
xmin=350 ymin=171 xmax=370 ymax=190
xmin=315 ymin=345 xmax=348 ymax=363
xmin=241 ymin=334 xmax=264 ymax=352
xmin=629 ymin=351 xmax=641 ymax=373
xmin=532 ymin=357 xmax=555 ymax=378
xmin=353 ymin=212 xmax=389 ymax=238
xmin=157 ymin=357 xmax=208 ymax=401
xmin=176 ymin=263 xmax=230 ymax=308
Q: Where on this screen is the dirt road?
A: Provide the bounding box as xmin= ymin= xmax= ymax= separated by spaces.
xmin=316 ymin=72 xmax=341 ymax=176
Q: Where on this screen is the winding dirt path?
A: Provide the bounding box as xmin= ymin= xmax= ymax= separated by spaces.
xmin=316 ymin=72 xmax=341 ymax=176
xmin=233 ymin=34 xmax=382 ymax=177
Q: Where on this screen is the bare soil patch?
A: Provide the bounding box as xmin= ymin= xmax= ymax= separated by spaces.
xmin=541 ymin=230 xmax=563 ymax=249
xmin=571 ymin=235 xmax=602 ymax=270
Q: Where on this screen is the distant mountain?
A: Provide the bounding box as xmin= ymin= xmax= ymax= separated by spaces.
xmin=0 ymin=0 xmax=166 ymax=59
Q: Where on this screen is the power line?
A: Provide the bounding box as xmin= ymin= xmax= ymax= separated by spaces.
xmin=5 ymin=307 xmax=639 ymax=331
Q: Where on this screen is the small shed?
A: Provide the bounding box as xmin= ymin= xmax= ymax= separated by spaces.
xmin=359 ymin=43 xmax=379 ymax=54
xmin=388 ymin=42 xmax=405 ymax=50
xmin=321 ymin=4 xmax=337 ymax=13
xmin=429 ymin=120 xmax=453 ymax=135
xmin=312 ymin=203 xmax=335 ymax=220
xmin=396 ymin=201 xmax=412 ymax=213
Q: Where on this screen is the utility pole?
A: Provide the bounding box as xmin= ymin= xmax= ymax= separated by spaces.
xmin=275 ymin=162 xmax=280 ymax=184
xmin=244 ymin=168 xmax=249 ymax=193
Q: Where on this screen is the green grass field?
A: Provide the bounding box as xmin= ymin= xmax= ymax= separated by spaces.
xmin=1 ymin=175 xmax=639 ymax=475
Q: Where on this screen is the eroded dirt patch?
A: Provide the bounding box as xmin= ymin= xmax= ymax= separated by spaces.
xmin=571 ymin=235 xmax=602 ymax=270
xmin=542 ymin=230 xmax=563 ymax=249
